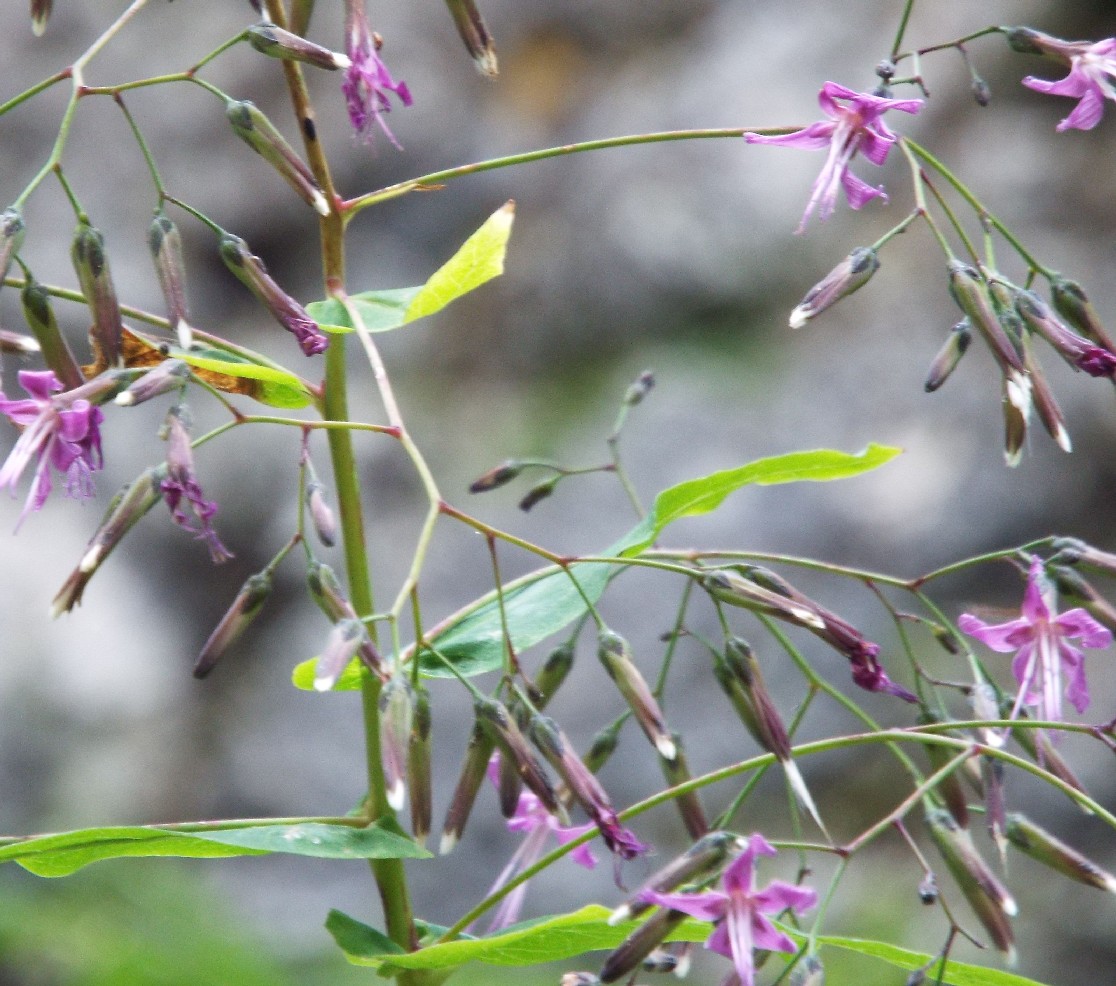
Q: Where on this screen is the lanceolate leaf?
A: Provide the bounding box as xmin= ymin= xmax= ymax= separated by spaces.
xmin=174 ymin=349 xmax=313 ymax=408
xmin=0 ymin=820 xmax=429 ymax=877
xmin=305 ymin=201 xmax=515 ymax=334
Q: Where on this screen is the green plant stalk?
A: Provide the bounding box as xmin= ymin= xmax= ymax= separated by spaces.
xmin=263 ymin=0 xmax=417 ymax=962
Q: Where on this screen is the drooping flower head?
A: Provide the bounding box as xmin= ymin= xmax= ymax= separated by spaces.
xmin=745 ymin=82 xmax=922 ymax=232
xmin=343 ymin=0 xmax=412 ymax=148
xmin=160 ymin=406 xmax=232 ymax=563
xmin=1009 ymin=28 xmax=1116 ymax=131
xmin=959 ymin=557 xmax=1112 ymax=730
xmin=0 ymin=369 xmax=104 ymax=528
xmin=637 ymin=833 xmax=816 ymax=986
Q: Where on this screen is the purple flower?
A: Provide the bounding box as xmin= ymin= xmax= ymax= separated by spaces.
xmin=343 ymin=2 xmax=412 ymax=147
xmin=0 ymin=370 xmax=104 ymax=528
xmin=160 ymin=408 xmax=232 ymax=563
xmin=959 ymin=557 xmax=1112 ymax=729
xmin=1016 ymin=31 xmax=1116 ymax=132
xmin=481 ymin=756 xmax=597 ymax=931
xmin=638 ymin=834 xmax=816 ymax=986
xmin=745 ymin=82 xmax=922 ymax=232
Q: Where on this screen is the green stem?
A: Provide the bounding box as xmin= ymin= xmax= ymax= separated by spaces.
xmin=0 ymin=69 xmax=70 ymax=119
xmin=344 ymin=127 xmax=798 ymax=214
xmin=889 ymin=0 xmax=917 ymax=61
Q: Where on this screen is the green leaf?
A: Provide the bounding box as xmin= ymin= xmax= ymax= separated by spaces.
xmin=620 ymin=443 xmax=901 ymax=557
xmin=404 ymin=201 xmax=515 ymax=322
xmin=328 ymin=904 xmax=708 ymax=970
xmin=173 ymin=348 xmax=313 ymax=408
xmin=811 ymin=934 xmax=1050 ymax=986
xmin=305 ymin=287 xmax=421 ymax=335
xmin=0 ymin=820 xmax=429 ymax=877
xmin=304 ymin=201 xmax=515 ymax=335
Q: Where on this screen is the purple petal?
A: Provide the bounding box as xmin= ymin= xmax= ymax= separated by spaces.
xmin=1055 ymin=608 xmax=1113 ymax=648
xmin=638 ymin=888 xmax=729 ymax=922
xmin=1061 ymin=644 xmax=1091 ymax=713
xmin=841 ymin=170 xmax=887 ymax=210
xmin=958 ymin=613 xmax=1036 ymax=652
xmin=752 ymin=880 xmax=818 ymax=917
xmin=744 ymin=122 xmax=836 ymax=152
xmin=1058 ymin=88 xmax=1106 ymax=131
xmin=748 ymin=912 xmax=798 ymax=955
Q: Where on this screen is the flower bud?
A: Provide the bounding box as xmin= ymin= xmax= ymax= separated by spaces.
xmin=1050 ymin=277 xmax=1116 ymax=356
xmin=1048 ymin=565 xmax=1116 ymax=634
xmin=982 ymin=755 xmax=1008 ymax=863
xmin=600 ymin=908 xmax=687 ymax=984
xmin=72 ymin=221 xmax=123 ymax=368
xmin=475 ymin=697 xmax=563 ymax=820
xmin=226 ymin=99 xmax=330 ymax=217
xmin=518 ymin=480 xmax=555 ymax=512
xmin=0 ymin=206 xmax=25 ymax=285
xmin=789 ymin=247 xmax=879 ymax=329
xmin=50 ymin=466 xmax=166 ymax=617
xmin=114 ymin=358 xmax=190 ymax=407
xmin=924 ymin=319 xmax=972 ymax=392
xmin=20 ymin=274 xmax=83 ymax=390
xmin=408 ymin=686 xmax=433 ymax=844
xmin=1022 ymin=336 xmax=1072 ymax=452
xmin=247 ymin=22 xmax=352 ymax=70
xmin=314 ymin=618 xmax=370 ymax=692
xmin=0 ymin=329 xmax=39 ymax=355
xmin=1006 ymin=813 xmax=1116 ymax=892
xmin=926 ymin=808 xmax=1016 ymax=960
xmin=583 ymin=719 xmax=623 ymax=774
xmin=440 ymin=719 xmax=496 ymax=854
xmin=1016 ymin=289 xmax=1116 ymax=377
xmin=918 ymin=873 xmax=938 ymax=904
xmin=532 ymin=642 xmax=574 ymax=708
xmin=495 ymin=742 xmax=523 ymax=818
xmin=1004 ymin=27 xmax=1045 ymax=56
xmin=468 ymin=459 xmax=522 ymax=493
xmin=791 ymin=955 xmax=826 ymax=986
xmin=1050 ymin=537 xmax=1116 ymax=576
xmin=947 ymin=262 xmax=1024 ymax=372
xmin=305 ymin=560 xmax=385 ymax=677
xmin=597 ymin=630 xmax=676 ymax=761
xmin=304 ymin=460 xmax=337 ymax=547
xmin=609 ymin=831 xmax=742 ymax=925
xmin=30 ymin=0 xmax=51 ymax=36
xmin=219 ymin=233 xmax=328 ymax=356
xmin=443 ymin=0 xmax=498 ymax=77
xmin=623 ymin=369 xmax=655 ymax=406
xmin=971 ymin=76 xmax=992 ymax=107
xmin=919 ymin=715 xmax=970 ymax=828
xmin=379 ymin=675 xmax=415 ymax=810
xmin=193 ymin=571 xmax=272 ymax=677
xmin=702 ymin=569 xmax=824 ymax=629
xmin=148 ymin=212 xmax=193 ymax=349
xmin=657 ymin=732 xmax=709 ymax=840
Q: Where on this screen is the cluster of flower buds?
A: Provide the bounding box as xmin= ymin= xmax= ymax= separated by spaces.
xmin=702 ymin=566 xmax=915 ymax=701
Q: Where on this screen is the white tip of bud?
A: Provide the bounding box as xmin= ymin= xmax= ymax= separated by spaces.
xmin=790 ymin=605 xmax=826 ymax=630
xmin=1104 ymin=875 xmax=1116 ymax=894
xmin=79 ymin=544 xmax=104 ymax=574
xmin=607 ymin=904 xmax=631 ymax=926
xmin=1054 ymin=423 xmax=1072 ymax=453
xmin=439 ymin=831 xmax=458 ymax=856
xmin=387 ymin=780 xmax=406 ymax=811
xmin=1006 ymin=370 xmax=1033 ymax=415
xmin=312 ymin=189 xmax=331 ymax=217
xmin=176 ymin=319 xmax=194 ymax=350
xmin=334 ymin=53 xmax=353 ymax=70
xmin=1002 ymin=892 xmax=1019 ymax=918
xmin=673 ymin=952 xmax=691 ymax=978
xmin=788 ymin=305 xmax=810 ymax=329
xmin=783 ymin=761 xmax=827 ymax=837
xmin=114 ymin=392 xmax=136 ymax=406
xmin=313 ymin=674 xmax=336 ymax=692
xmin=655 ymin=735 xmax=678 ymax=762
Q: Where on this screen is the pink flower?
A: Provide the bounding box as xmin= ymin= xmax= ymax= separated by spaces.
xmin=638 ymin=834 xmax=816 ymax=986
xmin=959 ymin=558 xmax=1112 ymax=729
xmin=343 ymin=1 xmax=412 ymax=148
xmin=745 ymin=82 xmax=922 ymax=232
xmin=0 ymin=370 xmax=104 ymax=528
xmin=1014 ymin=30 xmax=1116 ymax=131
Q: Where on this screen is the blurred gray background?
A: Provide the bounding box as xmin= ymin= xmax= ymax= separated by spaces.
xmin=1 ymin=0 xmax=1115 ymax=983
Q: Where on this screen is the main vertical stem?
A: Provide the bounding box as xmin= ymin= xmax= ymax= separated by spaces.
xmin=264 ymin=0 xmax=417 ymax=957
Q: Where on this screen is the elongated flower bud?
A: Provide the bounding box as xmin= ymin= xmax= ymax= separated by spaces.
xmin=0 ymin=329 xmax=39 ymax=355
xmin=790 ymin=247 xmax=879 ymax=329
xmin=583 ymin=719 xmax=623 ymax=774
xmin=51 ymin=466 xmax=166 ymax=616
xmin=1051 ymin=277 xmax=1116 ymax=356
xmin=658 ymin=732 xmax=709 ymax=840
xmin=72 ymin=221 xmax=123 ymax=367
xmin=305 ymin=560 xmax=384 ymax=678
xmin=408 ymin=687 xmax=433 ymax=844
xmin=924 ymin=319 xmax=972 ymax=392
xmin=919 ymin=714 xmax=970 ymax=828
xmin=30 ymin=0 xmax=51 ymax=36
xmin=219 ymin=233 xmax=328 ymax=356
xmin=115 ymin=358 xmax=191 ymax=407
xmin=533 ymin=643 xmax=574 ymax=708
xmin=947 ymin=261 xmax=1023 ymax=372
xmin=475 ymin=698 xmax=563 ymax=819
xmin=609 ymin=831 xmax=742 ymax=925
xmin=496 ymin=741 xmax=523 ymax=818
xmin=1050 ymin=537 xmax=1116 ymax=577
xmin=600 ymin=908 xmax=688 ymax=984
xmin=20 ymin=274 xmax=82 ymax=390
xmin=926 ymin=808 xmax=1016 ymax=960
xmin=443 ymin=0 xmax=498 ymax=77
xmin=193 ymin=571 xmax=272 ymax=677
xmin=624 ymin=369 xmax=655 ymax=406
xmin=1006 ymin=813 xmax=1116 ymax=892
xmin=0 ymin=207 xmax=25 ymax=285
xmin=597 ymin=630 xmax=676 ymax=761
xmin=247 ymin=22 xmax=352 ymax=70
xmin=440 ymin=719 xmax=496 ymax=854
xmin=982 ymin=755 xmax=1008 ymax=863
xmin=226 ymin=100 xmax=330 ymax=217
xmin=379 ymin=676 xmax=415 ymax=810
xmin=1021 ymin=335 xmax=1072 ymax=452
xmin=148 ymin=212 xmax=193 ymax=349
xmin=518 ymin=480 xmax=555 ymax=512
xmin=314 ymin=618 xmax=369 ymax=691
xmin=468 ymin=459 xmax=522 ymax=493
xmin=702 ymin=569 xmax=825 ymax=629
xmin=1016 ymin=288 xmax=1116 ymax=377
